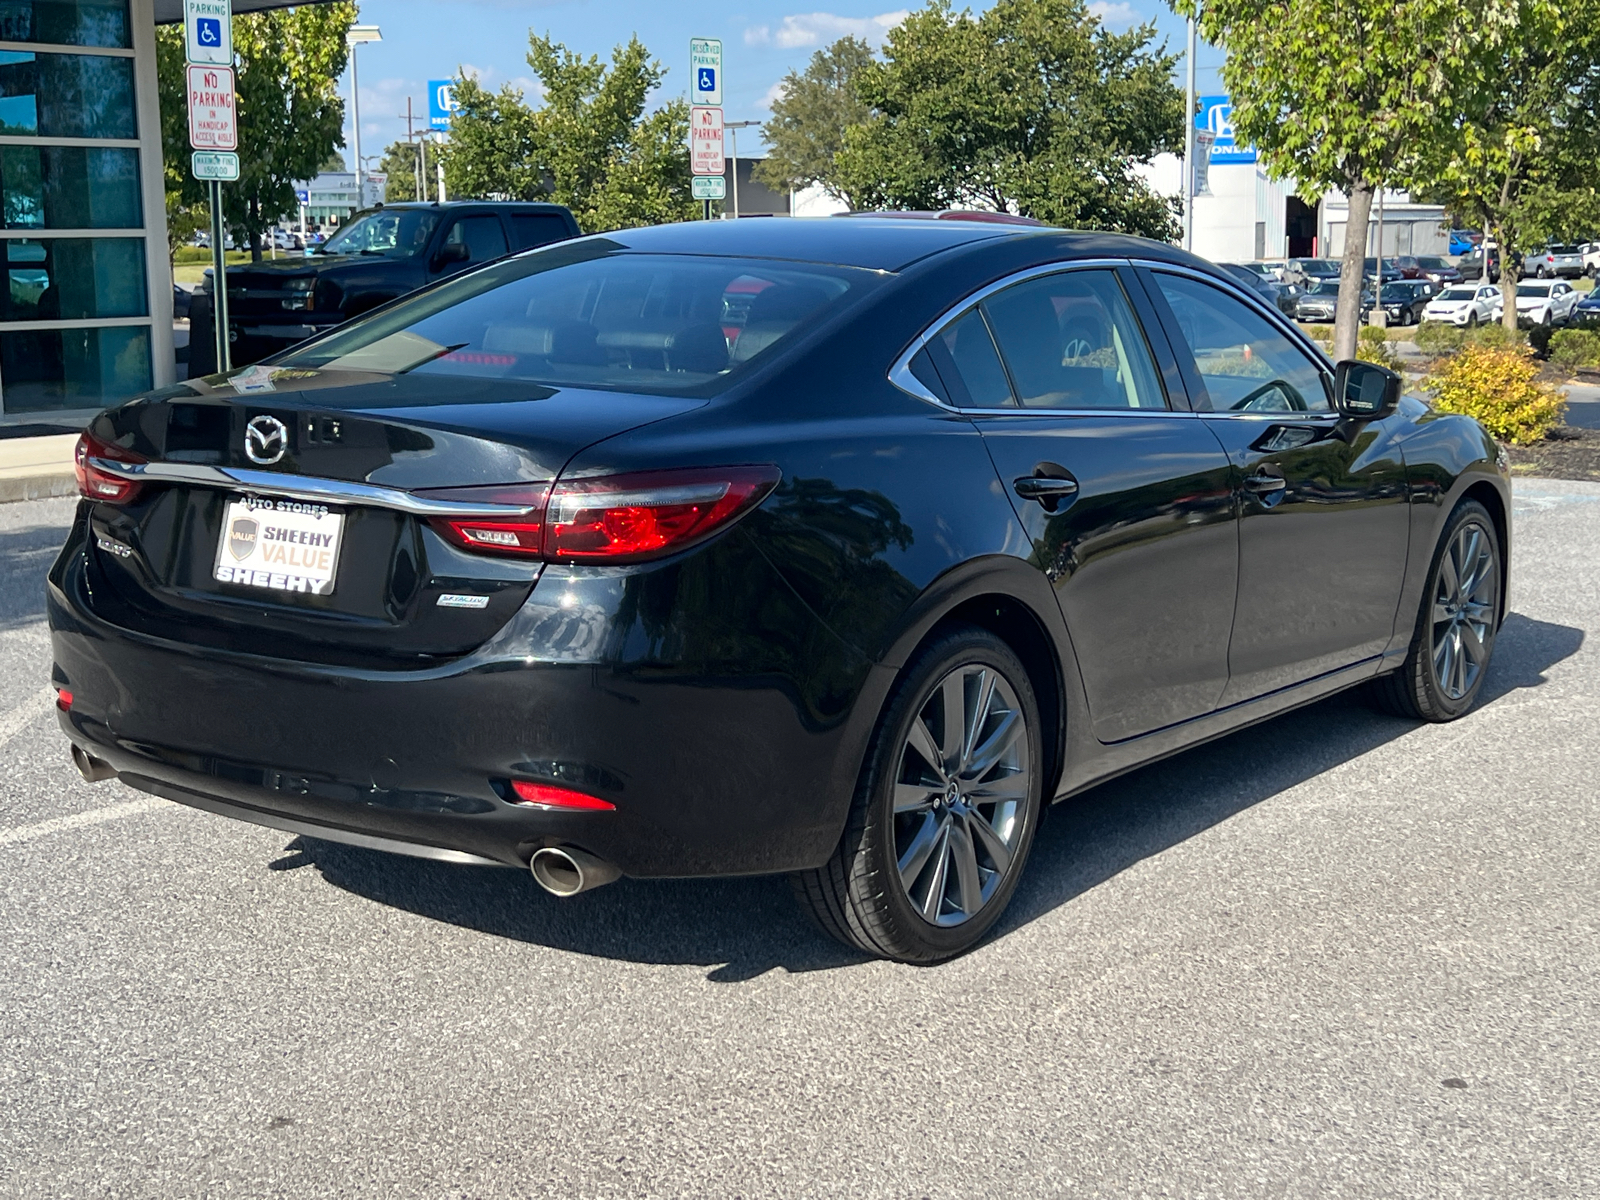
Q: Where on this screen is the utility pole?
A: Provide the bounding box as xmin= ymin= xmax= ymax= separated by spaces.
xmin=724 ymin=120 xmax=759 ymax=219
xmin=346 ymin=25 xmax=382 ymax=206
xmin=399 ymin=97 xmax=421 ymax=201
xmin=1183 ymin=14 xmax=1196 ymax=252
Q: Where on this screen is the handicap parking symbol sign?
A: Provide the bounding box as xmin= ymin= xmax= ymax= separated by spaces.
xmin=197 ymin=16 xmax=221 ymax=46
xmin=697 ymin=67 xmax=716 ymax=93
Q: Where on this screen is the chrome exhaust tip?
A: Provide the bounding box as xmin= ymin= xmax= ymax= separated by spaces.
xmin=71 ymin=744 xmax=117 ymax=783
xmin=529 ymin=846 xmax=620 ymax=897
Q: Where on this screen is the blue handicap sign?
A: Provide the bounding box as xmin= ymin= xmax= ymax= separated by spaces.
xmin=697 ymin=67 xmax=716 ymax=94
xmin=196 ymin=16 xmax=222 ymax=47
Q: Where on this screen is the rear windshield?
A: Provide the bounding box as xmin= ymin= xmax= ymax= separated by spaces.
xmin=277 ymin=245 xmax=874 ymax=392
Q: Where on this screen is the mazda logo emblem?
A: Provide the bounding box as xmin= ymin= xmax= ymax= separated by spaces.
xmin=244 ymin=415 xmax=288 ymax=466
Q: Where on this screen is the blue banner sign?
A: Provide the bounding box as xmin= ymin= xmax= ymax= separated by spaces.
xmin=1197 ymin=95 xmax=1257 ymax=165
xmin=428 ymin=80 xmax=459 ymax=131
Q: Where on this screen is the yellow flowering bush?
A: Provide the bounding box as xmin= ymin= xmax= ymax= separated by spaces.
xmin=1424 ymin=344 xmax=1566 ymax=444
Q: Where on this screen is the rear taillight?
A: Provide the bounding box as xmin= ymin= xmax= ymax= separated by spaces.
xmin=425 ymin=466 xmax=779 ymax=564
xmin=508 ymin=780 xmax=615 ymax=811
xmin=73 ymin=431 xmax=144 ymax=504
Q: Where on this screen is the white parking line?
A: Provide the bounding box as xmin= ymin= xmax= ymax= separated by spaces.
xmin=0 ymin=684 xmax=53 ymax=747
xmin=0 ymin=797 xmax=169 ymax=848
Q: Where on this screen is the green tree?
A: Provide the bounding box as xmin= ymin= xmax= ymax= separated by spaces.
xmin=158 ymin=3 xmax=356 ymax=263
xmin=1188 ymin=0 xmax=1473 ymax=360
xmin=833 ymin=0 xmax=1182 ymax=239
xmin=1421 ymin=0 xmax=1600 ymax=331
xmin=441 ymin=33 xmax=696 ymax=231
xmin=378 ymin=139 xmax=422 ymax=202
xmin=754 ymin=36 xmax=876 ymax=207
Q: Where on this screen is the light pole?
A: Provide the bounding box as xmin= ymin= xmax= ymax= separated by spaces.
xmin=1183 ymin=13 xmax=1196 ymax=251
xmin=346 ymin=24 xmax=382 ymax=208
xmin=724 ymin=120 xmax=759 ymax=218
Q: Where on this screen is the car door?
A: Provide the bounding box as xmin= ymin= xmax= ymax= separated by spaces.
xmin=1138 ymin=267 xmax=1411 ymax=703
xmin=909 ymin=264 xmax=1238 ymax=743
xmin=431 ymin=213 xmax=510 ymax=279
xmin=1476 ymin=285 xmax=1499 ymax=322
xmin=1552 ymin=282 xmax=1576 ymax=321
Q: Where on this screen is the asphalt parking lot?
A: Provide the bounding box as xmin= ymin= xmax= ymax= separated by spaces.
xmin=2 ymin=482 xmax=1596 ymax=1199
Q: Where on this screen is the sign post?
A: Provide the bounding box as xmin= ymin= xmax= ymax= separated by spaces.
xmin=690 ymin=39 xmax=723 ymax=218
xmin=185 ymin=0 xmax=237 ymax=373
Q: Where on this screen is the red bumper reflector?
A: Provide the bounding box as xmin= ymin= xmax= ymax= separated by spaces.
xmin=55 ymin=689 xmax=73 ymax=711
xmin=509 ymin=780 xmax=615 ymax=811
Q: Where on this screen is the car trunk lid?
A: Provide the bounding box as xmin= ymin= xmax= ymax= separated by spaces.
xmin=83 ymin=368 xmax=705 ymax=667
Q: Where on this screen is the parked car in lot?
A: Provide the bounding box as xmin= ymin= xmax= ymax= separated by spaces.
xmin=56 ymin=218 xmax=1511 ymax=963
xmin=1449 ymin=229 xmax=1482 ymax=255
xmin=1523 ymin=244 xmax=1586 ymax=278
xmin=1257 ymin=259 xmax=1304 ymax=285
xmin=199 ymin=201 xmax=580 ymax=371
xmin=1217 ymin=261 xmax=1300 ymax=315
xmin=1415 ymin=256 xmax=1462 ymax=286
xmin=1458 ymin=245 xmax=1500 ymax=283
xmin=1571 ymin=287 xmax=1600 ymax=323
xmin=1293 ymin=278 xmax=1371 ymax=322
xmin=1582 ymin=242 xmax=1600 ymax=278
xmin=1376 ymin=280 xmax=1436 ymax=325
xmin=1291 ymin=257 xmax=1342 ymax=285
xmin=1362 ymin=257 xmax=1405 ymax=285
xmin=1423 ymin=283 xmax=1500 ymax=326
xmin=1494 ymin=279 xmax=1582 ymax=327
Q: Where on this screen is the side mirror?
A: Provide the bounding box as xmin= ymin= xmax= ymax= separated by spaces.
xmin=1333 ymin=359 xmax=1401 ymax=420
xmin=431 ymin=241 xmax=470 ymax=270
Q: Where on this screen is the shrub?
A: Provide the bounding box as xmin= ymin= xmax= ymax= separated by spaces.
xmin=1549 ymin=328 xmax=1600 ymax=369
xmin=1356 ymin=323 xmax=1398 ymax=367
xmin=1424 ymin=344 xmax=1566 ymax=444
xmin=1415 ymin=320 xmax=1466 ymax=356
xmin=1467 ymin=321 xmax=1526 ymax=351
xmin=1300 ymin=323 xmax=1333 ymax=344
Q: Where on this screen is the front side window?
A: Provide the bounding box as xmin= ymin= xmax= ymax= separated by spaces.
xmin=981 ymin=269 xmax=1166 ymax=409
xmin=277 ymin=249 xmax=870 ymax=393
xmin=320 ymin=208 xmax=440 ymax=259
xmin=443 ymin=215 xmax=508 ymax=263
xmin=1152 ymin=272 xmax=1331 ymax=413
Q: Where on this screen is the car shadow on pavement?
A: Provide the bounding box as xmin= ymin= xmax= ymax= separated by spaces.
xmin=0 ymin=522 xmax=70 ymax=632
xmin=297 ymin=612 xmax=1582 ymax=982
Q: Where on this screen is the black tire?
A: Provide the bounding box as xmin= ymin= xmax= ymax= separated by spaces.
xmin=1370 ymin=499 xmax=1501 ymax=722
xmin=1466 ymin=312 xmax=1478 ymax=328
xmin=792 ymin=625 xmax=1043 ymax=964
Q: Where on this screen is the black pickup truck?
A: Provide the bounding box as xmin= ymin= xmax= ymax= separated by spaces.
xmin=190 ymin=200 xmax=579 ymax=374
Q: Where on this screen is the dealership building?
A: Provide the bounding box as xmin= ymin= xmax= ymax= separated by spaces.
xmin=0 ymin=0 xmax=325 ymax=426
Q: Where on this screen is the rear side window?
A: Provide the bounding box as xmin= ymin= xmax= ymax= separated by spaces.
xmin=928 ymin=308 xmax=1014 ymax=408
xmin=512 ymin=213 xmax=573 ymax=249
xmin=444 ymin=216 xmax=509 ymax=263
xmin=277 ymin=250 xmax=873 ymax=393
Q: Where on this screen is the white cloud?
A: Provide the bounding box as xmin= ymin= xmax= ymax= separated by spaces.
xmin=745 ymin=10 xmax=909 ymax=50
xmin=759 ymin=79 xmax=788 ymax=110
xmin=1088 ymin=1 xmax=1141 ymax=27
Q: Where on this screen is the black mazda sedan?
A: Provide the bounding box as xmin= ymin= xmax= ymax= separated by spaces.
xmin=52 ymin=218 xmax=1510 ymax=963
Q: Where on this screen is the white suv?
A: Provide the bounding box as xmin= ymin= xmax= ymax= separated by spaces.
xmin=1423 ymin=284 xmax=1501 ymax=326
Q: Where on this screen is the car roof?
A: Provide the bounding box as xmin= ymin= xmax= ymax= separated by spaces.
xmin=376 ymin=201 xmax=571 ymax=213
xmin=571 ymin=217 xmax=1200 ymax=274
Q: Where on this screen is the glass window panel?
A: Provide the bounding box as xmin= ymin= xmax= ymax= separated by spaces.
xmin=1 ymin=236 xmax=145 ymax=319
xmin=982 ymin=269 xmax=1167 ymax=409
xmin=932 ymin=307 xmax=1014 ymax=408
xmin=1153 ymin=272 xmax=1332 ymax=413
xmin=2 ymin=145 xmax=140 ymax=228
xmin=0 ymin=50 xmax=135 ymax=138
xmin=0 ymin=0 xmax=129 ymax=47
xmin=0 ymin=323 xmax=149 ymax=412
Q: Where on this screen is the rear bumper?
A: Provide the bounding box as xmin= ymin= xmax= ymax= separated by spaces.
xmin=49 ymin=525 xmax=882 ymax=878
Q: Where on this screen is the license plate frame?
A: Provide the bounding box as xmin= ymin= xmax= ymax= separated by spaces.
xmin=213 ymin=495 xmax=346 ymax=596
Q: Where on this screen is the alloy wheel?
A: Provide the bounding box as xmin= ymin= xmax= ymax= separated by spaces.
xmin=892 ymin=665 xmax=1031 ymax=927
xmin=1430 ymin=520 xmax=1498 ymax=701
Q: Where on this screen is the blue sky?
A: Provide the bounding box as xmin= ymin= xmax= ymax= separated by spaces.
xmin=342 ymin=1 xmax=1226 ymax=174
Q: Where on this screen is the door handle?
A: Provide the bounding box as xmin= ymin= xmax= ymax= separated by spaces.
xmin=1012 ymin=476 xmax=1079 ymax=504
xmin=1242 ymin=470 xmax=1287 ymax=494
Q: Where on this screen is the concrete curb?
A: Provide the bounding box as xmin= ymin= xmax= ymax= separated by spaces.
xmin=0 ymin=473 xmax=77 ymax=504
